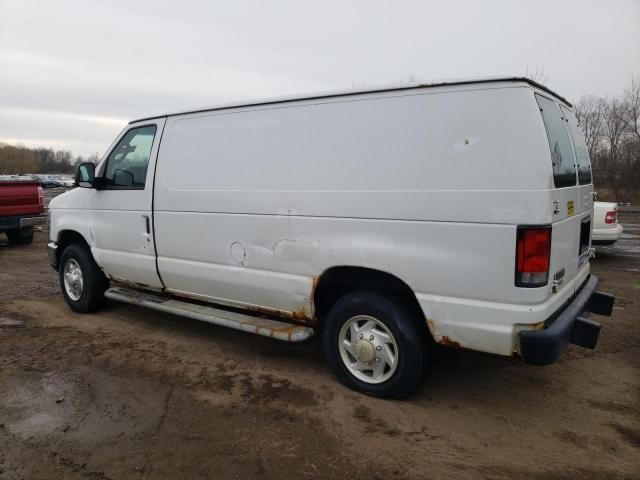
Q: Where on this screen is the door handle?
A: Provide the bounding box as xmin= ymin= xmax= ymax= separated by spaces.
xmin=142 ymin=215 xmax=151 ymax=242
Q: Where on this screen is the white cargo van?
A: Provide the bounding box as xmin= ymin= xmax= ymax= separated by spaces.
xmin=48 ymin=77 xmax=614 ymax=397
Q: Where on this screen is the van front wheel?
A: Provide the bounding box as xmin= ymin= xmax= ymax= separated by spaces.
xmin=59 ymin=243 xmax=109 ymax=313
xmin=322 ymin=291 xmax=427 ymax=398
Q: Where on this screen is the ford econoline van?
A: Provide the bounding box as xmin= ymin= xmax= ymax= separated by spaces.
xmin=48 ymin=77 xmax=614 ymax=397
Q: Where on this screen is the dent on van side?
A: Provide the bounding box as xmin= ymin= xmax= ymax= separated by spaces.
xmin=47 ymin=77 xmax=614 ymax=398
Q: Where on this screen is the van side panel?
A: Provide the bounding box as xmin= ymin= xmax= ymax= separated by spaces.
xmin=153 ymin=85 xmax=562 ymax=355
xmin=156 ymin=86 xmax=551 ymax=210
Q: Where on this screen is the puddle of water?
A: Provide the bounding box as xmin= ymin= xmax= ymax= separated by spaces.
xmin=0 ymin=369 xmax=168 ymax=444
xmin=598 ymin=238 xmax=640 ymax=257
xmin=0 ymin=317 xmax=24 ymax=327
xmin=0 ymin=373 xmax=76 ymax=438
xmin=612 ymin=246 xmax=640 ymax=255
xmin=10 ymin=412 xmax=63 ymax=437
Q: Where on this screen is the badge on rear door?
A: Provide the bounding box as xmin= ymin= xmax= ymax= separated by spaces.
xmin=567 ymin=201 xmax=575 ymax=216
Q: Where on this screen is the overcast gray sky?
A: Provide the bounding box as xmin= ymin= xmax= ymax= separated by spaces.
xmin=1 ymin=0 xmax=639 ymax=157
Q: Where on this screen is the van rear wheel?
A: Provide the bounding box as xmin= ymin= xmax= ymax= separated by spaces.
xmin=322 ymin=291 xmax=428 ymax=398
xmin=59 ymin=243 xmax=109 ymax=313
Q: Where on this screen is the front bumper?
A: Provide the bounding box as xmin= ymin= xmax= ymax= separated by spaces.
xmin=519 ymin=275 xmax=614 ymax=365
xmin=47 ymin=242 xmax=59 ymax=270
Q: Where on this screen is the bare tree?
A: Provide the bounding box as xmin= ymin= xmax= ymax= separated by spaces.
xmin=575 ymin=95 xmax=603 ymax=161
xmin=599 ymin=97 xmax=630 ymax=198
xmin=0 ymin=145 xmax=38 ymax=174
xmin=524 ymin=66 xmax=549 ymax=86
xmin=0 ymin=144 xmax=77 ymax=174
xmin=625 ymin=75 xmax=640 ymax=140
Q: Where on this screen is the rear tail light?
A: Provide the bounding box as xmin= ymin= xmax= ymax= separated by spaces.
xmin=38 ymin=186 xmax=44 ymax=211
xmin=515 ymin=226 xmax=552 ymax=287
xmin=604 ymin=211 xmax=617 ymax=224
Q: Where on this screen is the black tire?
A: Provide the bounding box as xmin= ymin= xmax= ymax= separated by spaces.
xmin=59 ymin=243 xmax=109 ymax=313
xmin=322 ymin=290 xmax=429 ymax=398
xmin=6 ymin=227 xmax=34 ymax=245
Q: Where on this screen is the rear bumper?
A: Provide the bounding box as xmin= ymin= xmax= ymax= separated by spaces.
xmin=20 ymin=215 xmax=47 ymax=228
xmin=0 ymin=215 xmax=46 ymax=232
xmin=592 ymin=224 xmax=623 ymax=243
xmin=519 ymin=275 xmax=614 ymax=365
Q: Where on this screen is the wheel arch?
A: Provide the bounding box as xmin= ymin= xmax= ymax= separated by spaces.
xmin=313 ymin=266 xmax=428 ymax=334
xmin=54 ymin=230 xmax=92 ymax=269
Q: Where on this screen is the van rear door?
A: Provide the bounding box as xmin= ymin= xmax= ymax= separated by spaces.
xmin=534 ymin=94 xmax=593 ymax=295
xmin=561 ymin=105 xmax=594 ymax=214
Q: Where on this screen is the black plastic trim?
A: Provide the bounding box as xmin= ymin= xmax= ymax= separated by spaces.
xmin=588 ymin=290 xmax=615 ymax=316
xmin=150 ymin=119 xmax=167 ymax=289
xmin=520 ymin=275 xmax=614 ymax=365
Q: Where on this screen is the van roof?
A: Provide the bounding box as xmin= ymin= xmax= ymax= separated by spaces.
xmin=130 ymin=76 xmax=571 ymax=124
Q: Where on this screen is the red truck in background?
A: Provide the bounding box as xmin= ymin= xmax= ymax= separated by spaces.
xmin=0 ymin=179 xmax=46 ymax=245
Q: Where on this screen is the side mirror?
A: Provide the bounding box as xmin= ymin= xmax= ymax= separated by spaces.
xmin=75 ymin=163 xmax=96 ymax=188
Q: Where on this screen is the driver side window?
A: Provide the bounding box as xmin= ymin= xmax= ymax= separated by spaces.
xmin=104 ymin=125 xmax=157 ymax=189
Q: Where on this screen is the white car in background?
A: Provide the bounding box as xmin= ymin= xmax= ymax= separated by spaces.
xmin=59 ymin=177 xmax=76 ymax=188
xmin=592 ymin=201 xmax=623 ymax=245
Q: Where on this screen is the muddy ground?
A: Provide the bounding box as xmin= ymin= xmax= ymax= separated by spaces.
xmin=0 ymin=190 xmax=638 ymax=479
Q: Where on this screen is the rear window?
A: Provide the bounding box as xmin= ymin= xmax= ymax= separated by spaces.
xmin=535 ymin=94 xmax=577 ymax=188
xmin=561 ymin=105 xmax=592 ymax=184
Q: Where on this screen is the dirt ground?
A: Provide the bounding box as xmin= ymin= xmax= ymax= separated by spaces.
xmin=1 ymin=190 xmax=638 ymax=480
